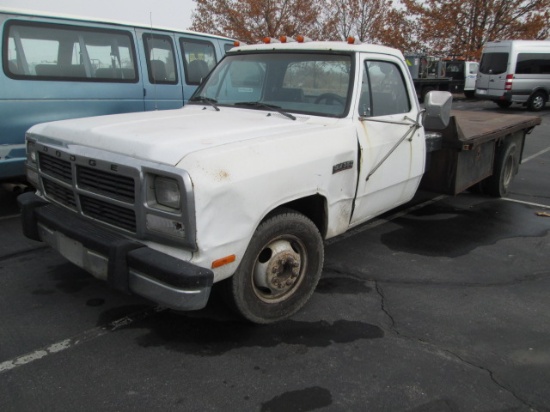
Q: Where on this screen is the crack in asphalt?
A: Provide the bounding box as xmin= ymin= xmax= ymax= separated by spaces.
xmin=372 ymin=279 xmax=542 ymax=411
xmin=322 ymin=265 xmax=546 ymax=410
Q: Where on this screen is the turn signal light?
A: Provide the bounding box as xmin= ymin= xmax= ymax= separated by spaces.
xmin=212 ymin=254 xmax=236 ymax=269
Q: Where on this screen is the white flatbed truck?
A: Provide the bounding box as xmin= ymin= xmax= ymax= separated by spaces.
xmin=18 ymin=40 xmax=540 ymax=323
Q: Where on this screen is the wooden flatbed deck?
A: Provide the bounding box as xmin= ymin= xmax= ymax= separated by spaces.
xmin=447 ymin=110 xmax=541 ymax=147
xmin=422 ymin=110 xmax=542 ymax=195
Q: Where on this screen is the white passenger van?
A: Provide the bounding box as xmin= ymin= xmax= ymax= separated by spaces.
xmin=475 ymin=40 xmax=550 ymax=111
xmin=0 ymin=8 xmax=235 ymax=182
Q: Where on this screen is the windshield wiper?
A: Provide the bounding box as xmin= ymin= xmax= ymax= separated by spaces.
xmin=235 ymin=101 xmax=296 ymax=120
xmin=189 ymin=96 xmax=220 ymax=111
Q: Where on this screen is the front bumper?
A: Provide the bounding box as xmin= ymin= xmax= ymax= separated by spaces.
xmin=18 ymin=192 xmax=213 ymax=311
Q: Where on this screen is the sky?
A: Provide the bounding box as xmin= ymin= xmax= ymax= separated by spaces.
xmin=2 ymin=0 xmax=196 ymax=31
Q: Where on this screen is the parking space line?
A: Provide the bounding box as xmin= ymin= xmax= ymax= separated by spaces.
xmin=522 ymin=146 xmax=550 ymax=163
xmin=0 ymin=306 xmax=165 ymax=374
xmin=502 ymin=198 xmax=550 ymax=209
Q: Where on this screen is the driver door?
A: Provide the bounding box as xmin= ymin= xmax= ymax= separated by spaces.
xmin=350 ymin=58 xmax=425 ymax=226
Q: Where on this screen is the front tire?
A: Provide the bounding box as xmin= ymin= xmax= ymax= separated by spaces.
xmin=223 ymin=210 xmax=324 ymax=324
xmin=527 ymin=91 xmax=547 ymax=111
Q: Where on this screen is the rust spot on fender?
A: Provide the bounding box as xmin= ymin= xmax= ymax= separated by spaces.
xmin=217 ymin=170 xmax=230 ymax=181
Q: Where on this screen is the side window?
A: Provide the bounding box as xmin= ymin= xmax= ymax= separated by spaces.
xmin=516 ymin=53 xmax=550 ymax=75
xmin=180 ymin=38 xmax=217 ymax=85
xmin=364 ymin=61 xmax=410 ymax=116
xmin=143 ymin=34 xmax=177 ymax=84
xmin=4 ymin=21 xmax=137 ymax=82
xmin=359 ymin=65 xmax=371 ymax=116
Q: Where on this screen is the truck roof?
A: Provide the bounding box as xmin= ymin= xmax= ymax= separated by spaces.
xmin=230 ymin=40 xmax=405 ymax=59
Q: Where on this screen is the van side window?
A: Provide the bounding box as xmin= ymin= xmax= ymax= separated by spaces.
xmin=364 ymin=61 xmax=410 ymax=116
xmin=4 ymin=21 xmax=137 ymax=82
xmin=516 ymin=53 xmax=550 ymax=74
xmin=143 ymin=34 xmax=177 ymax=84
xmin=180 ymin=39 xmax=216 ymax=85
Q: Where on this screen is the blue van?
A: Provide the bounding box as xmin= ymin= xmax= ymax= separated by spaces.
xmin=1 ymin=8 xmax=235 ymax=182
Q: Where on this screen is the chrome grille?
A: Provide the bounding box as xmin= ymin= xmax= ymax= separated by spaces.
xmin=39 ymin=153 xmax=72 ymax=183
xmin=43 ymin=180 xmax=77 ymax=209
xmin=38 ymin=150 xmax=137 ymax=233
xmin=77 ymin=165 xmax=135 ymax=203
xmin=81 ymin=195 xmax=136 ymax=232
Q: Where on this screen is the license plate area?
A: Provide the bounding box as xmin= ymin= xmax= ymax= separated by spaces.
xmin=38 ymin=224 xmax=109 ymax=280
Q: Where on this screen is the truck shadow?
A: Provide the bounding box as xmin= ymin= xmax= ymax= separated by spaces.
xmin=379 ymin=198 xmax=549 ymax=258
xmin=96 ymin=299 xmax=384 ymax=356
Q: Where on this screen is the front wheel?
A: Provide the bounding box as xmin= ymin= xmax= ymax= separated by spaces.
xmin=527 ymin=91 xmax=547 ymax=111
xmin=223 ymin=210 xmax=324 ymax=324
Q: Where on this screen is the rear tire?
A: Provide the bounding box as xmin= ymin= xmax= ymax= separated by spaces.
xmin=222 ymin=210 xmax=324 ymax=324
xmin=481 ymin=140 xmax=520 ymax=197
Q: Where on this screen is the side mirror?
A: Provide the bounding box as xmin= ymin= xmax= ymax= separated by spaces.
xmin=423 ymin=91 xmax=452 ymax=130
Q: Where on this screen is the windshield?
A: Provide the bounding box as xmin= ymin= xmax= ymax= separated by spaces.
xmin=190 ymin=52 xmax=353 ymax=118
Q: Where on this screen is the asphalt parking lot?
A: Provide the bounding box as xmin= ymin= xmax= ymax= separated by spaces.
xmin=1 ymin=99 xmax=549 ymax=411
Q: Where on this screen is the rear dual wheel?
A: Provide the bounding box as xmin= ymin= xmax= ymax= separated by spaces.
xmin=476 ymin=139 xmax=520 ymax=197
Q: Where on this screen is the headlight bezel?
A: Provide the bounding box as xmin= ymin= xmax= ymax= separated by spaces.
xmin=143 ymin=169 xmax=196 ymax=248
xmin=26 ymin=136 xmax=37 ymax=164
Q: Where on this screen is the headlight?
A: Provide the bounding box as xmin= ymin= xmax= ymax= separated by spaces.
xmin=27 ymin=139 xmax=37 ymax=164
xmin=154 ymin=176 xmax=181 ymax=209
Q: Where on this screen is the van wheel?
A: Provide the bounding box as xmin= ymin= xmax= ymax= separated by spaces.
xmin=496 ymin=101 xmax=512 ymax=109
xmin=482 ymin=140 xmax=519 ymax=197
xmin=527 ymin=91 xmax=547 ymax=111
xmin=222 ymin=210 xmax=324 ymax=324
xmin=464 ymin=91 xmax=475 ymax=99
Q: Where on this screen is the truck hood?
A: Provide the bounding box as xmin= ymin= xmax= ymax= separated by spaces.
xmin=29 ymin=105 xmax=336 ymax=166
